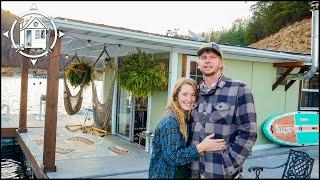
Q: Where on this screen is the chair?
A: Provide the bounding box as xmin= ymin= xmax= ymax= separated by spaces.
xmin=137 ymin=131 xmax=152 ymax=148
xmin=248 ymin=149 xmax=314 ymax=179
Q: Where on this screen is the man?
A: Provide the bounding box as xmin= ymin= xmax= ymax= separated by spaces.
xmin=188 ymin=42 xmax=257 ymax=179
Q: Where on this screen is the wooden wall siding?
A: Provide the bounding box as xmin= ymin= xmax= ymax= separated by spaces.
xmin=19 ymin=51 xmax=30 ymax=133
xmin=43 ymin=33 xmax=61 ymax=172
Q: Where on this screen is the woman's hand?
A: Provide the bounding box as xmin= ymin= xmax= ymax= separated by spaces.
xmin=196 ymin=134 xmax=226 ymax=153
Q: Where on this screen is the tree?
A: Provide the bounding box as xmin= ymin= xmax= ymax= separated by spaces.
xmin=200 ymin=1 xmax=311 ymax=46
xmin=217 ymin=18 xmax=248 ymax=46
xmin=244 ymin=1 xmax=311 ymax=44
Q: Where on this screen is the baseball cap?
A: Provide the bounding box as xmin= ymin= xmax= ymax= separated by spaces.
xmin=197 ymin=42 xmax=222 ymax=58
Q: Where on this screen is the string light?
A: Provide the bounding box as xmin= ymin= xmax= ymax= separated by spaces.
xmin=63 ymin=32 xmax=121 ymax=51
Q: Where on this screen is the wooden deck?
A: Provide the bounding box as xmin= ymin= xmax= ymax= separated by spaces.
xmin=1 ymin=114 xmax=150 ymax=178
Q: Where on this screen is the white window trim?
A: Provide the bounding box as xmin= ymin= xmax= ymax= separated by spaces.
xmin=300 ymin=107 xmax=319 ymax=111
xmin=301 ymin=89 xmax=319 ymax=92
xmin=299 ymin=73 xmax=319 ymax=111
xmin=186 ymin=55 xmax=199 ymax=78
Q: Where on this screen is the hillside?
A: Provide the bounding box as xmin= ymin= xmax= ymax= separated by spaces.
xmin=249 ymin=18 xmax=311 ymax=54
xmin=1 ymin=9 xmax=21 ymax=67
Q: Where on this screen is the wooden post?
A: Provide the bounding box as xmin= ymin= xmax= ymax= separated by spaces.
xmin=43 ymin=32 xmax=61 ymax=172
xmin=19 ymin=50 xmax=30 ymax=133
xmin=272 ymin=67 xmax=294 ymax=91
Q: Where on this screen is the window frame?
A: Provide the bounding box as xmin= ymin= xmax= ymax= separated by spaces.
xmin=40 ymin=30 xmax=46 ymax=39
xmin=35 ymin=30 xmax=41 ymax=39
xmin=298 ymin=72 xmax=319 ymax=111
xmin=186 ymin=55 xmax=203 ymax=84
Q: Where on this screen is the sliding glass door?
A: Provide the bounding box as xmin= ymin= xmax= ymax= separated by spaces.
xmin=116 ymin=86 xmax=134 ymax=140
xmin=115 ymin=57 xmax=134 ymax=141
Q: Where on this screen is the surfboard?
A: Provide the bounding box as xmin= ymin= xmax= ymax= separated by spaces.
xmin=263 ymin=111 xmax=319 ymax=146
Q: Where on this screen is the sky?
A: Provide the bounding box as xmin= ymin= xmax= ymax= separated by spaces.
xmin=1 ymin=1 xmax=255 ymax=35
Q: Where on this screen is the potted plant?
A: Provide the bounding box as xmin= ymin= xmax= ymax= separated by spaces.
xmin=64 ymin=60 xmax=94 ymax=88
xmin=116 ymin=48 xmax=168 ymax=99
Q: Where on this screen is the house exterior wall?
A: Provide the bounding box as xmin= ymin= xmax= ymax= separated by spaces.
xmin=149 ymin=91 xmax=168 ymax=132
xmin=224 ymin=59 xmax=300 ymax=145
xmin=105 ymin=52 xmax=301 ymax=146
xmin=148 ymin=57 xmax=300 ymax=146
xmin=250 ymin=62 xmax=300 ymax=145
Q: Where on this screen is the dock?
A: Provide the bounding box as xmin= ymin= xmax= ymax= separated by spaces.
xmin=2 ymin=114 xmax=319 ymax=178
xmin=1 ymin=114 xmax=150 ymax=178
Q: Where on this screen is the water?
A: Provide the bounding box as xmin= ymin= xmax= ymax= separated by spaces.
xmin=1 ymin=76 xmax=103 ymax=178
xmin=1 ymin=76 xmax=103 ymax=115
xmin=1 ymin=138 xmax=34 ymax=179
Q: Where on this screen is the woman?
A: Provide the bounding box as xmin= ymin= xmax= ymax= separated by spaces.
xmin=148 ymin=78 xmax=226 ymax=179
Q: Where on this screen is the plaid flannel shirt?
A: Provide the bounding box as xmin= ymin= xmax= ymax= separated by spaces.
xmin=188 ymin=75 xmax=257 ymax=179
xmin=149 ymin=111 xmax=200 ymax=179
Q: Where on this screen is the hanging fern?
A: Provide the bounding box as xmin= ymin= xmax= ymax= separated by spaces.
xmin=116 ymin=48 xmax=168 ymax=98
xmin=64 ymin=61 xmax=94 ymax=88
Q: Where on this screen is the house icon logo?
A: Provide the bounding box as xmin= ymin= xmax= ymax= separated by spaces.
xmin=3 ymin=3 xmax=64 ymax=64
xmin=20 ymin=16 xmax=48 ymax=50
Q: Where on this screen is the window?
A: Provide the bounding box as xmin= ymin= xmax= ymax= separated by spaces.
xmin=40 ymin=30 xmax=45 ymax=39
xmin=35 ymin=30 xmax=40 ymax=39
xmin=26 ymin=30 xmax=32 ymax=46
xmin=186 ymin=55 xmax=203 ymax=84
xmin=299 ymin=73 xmax=319 ymax=111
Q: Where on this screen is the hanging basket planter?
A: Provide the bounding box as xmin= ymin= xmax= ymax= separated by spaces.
xmin=116 ymin=48 xmax=168 ymax=99
xmin=64 ymin=61 xmax=94 ymax=88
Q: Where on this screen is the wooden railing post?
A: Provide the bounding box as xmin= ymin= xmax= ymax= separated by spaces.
xmin=43 ymin=32 xmax=61 ymax=172
xmin=19 ymin=50 xmax=30 ymax=133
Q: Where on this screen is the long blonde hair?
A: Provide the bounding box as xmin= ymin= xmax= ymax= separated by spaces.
xmin=163 ymin=78 xmax=197 ymax=139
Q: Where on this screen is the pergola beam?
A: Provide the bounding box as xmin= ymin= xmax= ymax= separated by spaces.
xmin=18 ymin=50 xmax=30 ymax=133
xmin=43 ymin=32 xmax=61 ymax=172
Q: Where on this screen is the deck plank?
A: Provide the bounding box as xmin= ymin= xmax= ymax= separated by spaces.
xmin=11 ymin=117 xmax=150 ymax=178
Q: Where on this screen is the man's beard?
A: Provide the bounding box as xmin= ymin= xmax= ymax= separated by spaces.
xmin=203 ymin=70 xmax=216 ymax=77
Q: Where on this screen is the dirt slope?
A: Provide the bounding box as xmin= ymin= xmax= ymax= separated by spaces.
xmin=250 ymin=18 xmax=311 ymax=54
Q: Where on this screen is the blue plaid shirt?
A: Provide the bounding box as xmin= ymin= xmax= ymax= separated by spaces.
xmin=188 ymin=75 xmax=257 ymax=178
xmin=149 ymin=111 xmax=199 ymax=179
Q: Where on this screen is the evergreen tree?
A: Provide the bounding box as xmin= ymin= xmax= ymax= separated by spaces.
xmin=201 ymin=1 xmax=311 ymax=46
